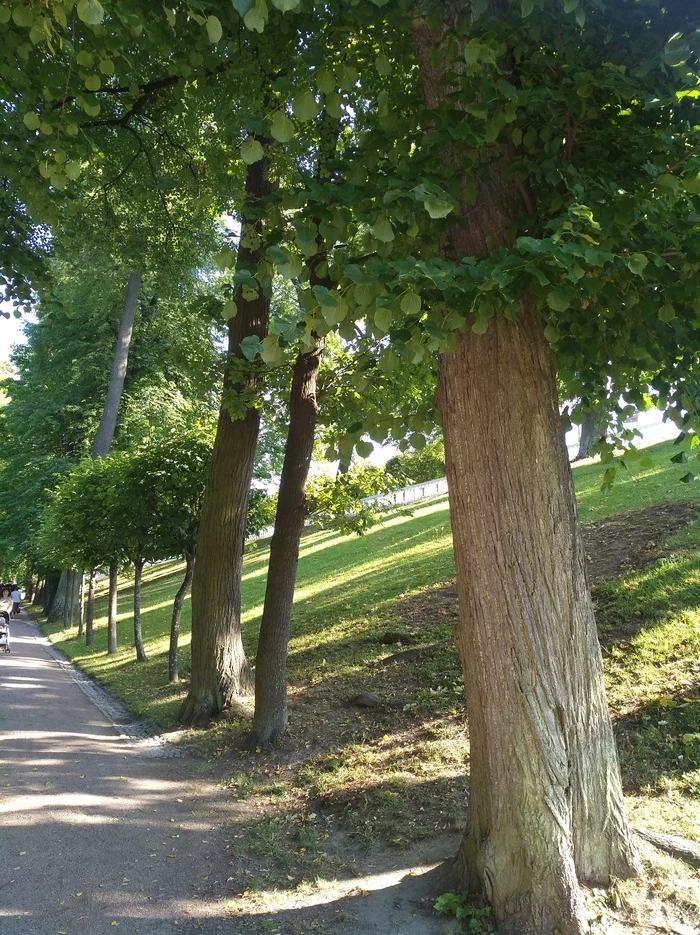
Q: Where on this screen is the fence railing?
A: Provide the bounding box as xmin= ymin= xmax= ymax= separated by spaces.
xmin=359 ymin=476 xmax=449 ymax=511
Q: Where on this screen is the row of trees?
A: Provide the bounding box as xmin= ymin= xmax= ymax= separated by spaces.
xmin=1 ymin=0 xmax=699 ymax=931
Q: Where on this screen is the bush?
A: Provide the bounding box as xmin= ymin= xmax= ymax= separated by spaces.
xmin=305 ymin=464 xmax=395 ymax=535
xmin=386 ymin=438 xmax=445 ymax=485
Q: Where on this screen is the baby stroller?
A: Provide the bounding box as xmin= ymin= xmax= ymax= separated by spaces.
xmin=0 ymin=612 xmax=10 ymax=653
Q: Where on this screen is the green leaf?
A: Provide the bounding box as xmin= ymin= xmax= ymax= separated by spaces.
xmin=214 ymin=248 xmax=236 ymax=270
xmin=205 ymin=15 xmax=223 ymax=43
xmin=627 ymin=253 xmax=648 ymax=277
xmin=400 ymin=291 xmax=421 ymax=315
xmin=324 ymin=92 xmax=343 ymax=120
xmin=424 ymin=200 xmax=453 ymax=219
xmin=232 ymin=0 xmax=254 ymax=15
xmin=260 ymin=335 xmax=284 ymax=366
xmin=271 ymin=0 xmax=300 ymax=9
xmin=64 ymin=161 xmax=82 ymax=180
xmin=240 ymin=137 xmax=265 ymax=164
xmin=546 ymin=290 xmax=570 ymax=312
xmin=543 ymin=324 xmax=559 ymax=344
xmin=409 ymin=432 xmax=426 ymax=450
xmin=375 ymin=53 xmax=391 ymax=76
xmin=269 ymin=111 xmax=295 ymax=143
xmin=472 ymin=318 xmax=489 ymax=335
xmin=76 ymin=0 xmax=104 ymax=25
xmin=243 ymin=0 xmax=267 ymax=32
xmin=374 ymin=307 xmax=393 ymax=332
xmin=355 ymin=440 xmax=374 ymax=459
xmin=521 ymin=0 xmax=534 ymax=17
xmin=84 ymin=74 xmax=101 ymax=91
xmin=336 ymin=64 xmax=358 ymax=91
xmin=240 ymin=335 xmax=264 ymax=360
xmin=658 ymin=302 xmax=676 ymax=322
xmin=372 ymin=215 xmax=394 ymax=243
xmin=292 ymin=89 xmax=318 ymax=122
xmin=312 ymin=285 xmax=338 ymax=308
xmin=23 ymin=112 xmax=41 ymax=131
xmin=315 ymin=68 xmax=335 ymax=94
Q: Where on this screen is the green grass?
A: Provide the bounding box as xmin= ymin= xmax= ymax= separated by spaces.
xmin=36 ymin=436 xmax=700 ymax=925
xmin=38 ymin=437 xmax=700 ymax=728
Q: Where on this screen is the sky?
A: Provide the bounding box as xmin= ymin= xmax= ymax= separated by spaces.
xmin=0 ymin=302 xmax=33 ymax=364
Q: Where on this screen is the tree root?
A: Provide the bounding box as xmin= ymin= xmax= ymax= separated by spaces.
xmin=634 ymin=827 xmax=700 ymax=869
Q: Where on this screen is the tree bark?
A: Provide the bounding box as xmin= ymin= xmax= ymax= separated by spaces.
xmin=180 ymin=152 xmax=272 ymax=726
xmin=63 ymin=570 xmax=75 ymax=630
xmin=413 ymin=17 xmax=639 ymax=934
xmin=249 ymin=340 xmax=324 ymax=746
xmin=169 ymin=552 xmax=194 ymax=683
xmin=133 ymin=557 xmax=147 ymax=662
xmin=85 ymin=569 xmax=96 ymax=647
xmin=43 ymin=570 xmax=60 ymax=615
xmin=24 ymin=575 xmax=34 ymax=603
xmin=107 ymin=560 xmax=118 ymax=654
xmin=49 ymin=570 xmax=69 ymax=622
xmin=91 ymin=272 xmax=141 ymax=459
xmin=77 ymin=570 xmax=85 ymax=638
xmin=574 ymin=410 xmax=606 ymax=461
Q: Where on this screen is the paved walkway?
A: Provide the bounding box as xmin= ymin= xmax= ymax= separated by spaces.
xmin=0 ymin=613 xmax=242 ymax=935
xmin=0 ymin=614 xmax=451 ymax=935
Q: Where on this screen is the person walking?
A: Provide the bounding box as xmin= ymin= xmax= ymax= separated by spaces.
xmin=10 ymin=585 xmax=21 ymax=618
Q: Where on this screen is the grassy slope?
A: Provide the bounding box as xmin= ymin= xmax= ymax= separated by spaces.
xmin=41 ymin=437 xmax=700 ymax=724
xmin=37 ymin=436 xmax=700 ymax=925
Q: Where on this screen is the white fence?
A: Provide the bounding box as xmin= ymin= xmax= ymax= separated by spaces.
xmin=360 ymin=476 xmax=449 ymax=511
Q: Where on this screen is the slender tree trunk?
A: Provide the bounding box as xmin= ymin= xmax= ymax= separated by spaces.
xmin=180 ymin=151 xmax=272 ymax=726
xmin=77 ymin=571 xmax=85 ymax=638
xmin=132 ymin=557 xmax=147 ymax=662
xmin=107 ymin=560 xmax=118 ymax=654
xmin=574 ymin=410 xmax=606 ymax=461
xmin=413 ymin=18 xmax=638 ymax=934
xmin=24 ymin=576 xmax=34 ymax=603
xmin=86 ymin=569 xmax=96 ymax=647
xmin=250 ymin=340 xmax=324 ymax=746
xmin=63 ymin=570 xmax=75 ymax=629
xmin=92 ymin=272 xmax=141 ymax=459
xmin=169 ymin=552 xmax=194 ymax=683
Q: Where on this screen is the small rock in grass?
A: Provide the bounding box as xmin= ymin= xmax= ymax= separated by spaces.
xmin=348 ymin=692 xmax=380 ymax=708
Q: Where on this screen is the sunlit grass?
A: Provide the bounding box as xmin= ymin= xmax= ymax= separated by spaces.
xmin=39 ymin=438 xmax=700 ymax=730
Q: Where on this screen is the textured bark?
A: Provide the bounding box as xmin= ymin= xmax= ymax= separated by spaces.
xmin=24 ymin=576 xmax=34 ymax=603
xmin=169 ymin=552 xmax=194 ymax=683
xmin=43 ymin=570 xmax=60 ymax=615
xmin=85 ymin=569 xmax=96 ymax=647
xmin=91 ymin=272 xmax=141 ymax=459
xmin=76 ymin=570 xmax=85 ymax=638
xmin=180 ymin=154 xmax=272 ymax=726
xmin=48 ymin=570 xmax=69 ymax=622
xmin=62 ymin=570 xmax=78 ymax=629
xmin=574 ymin=411 xmax=606 ymax=461
xmin=414 ymin=17 xmax=638 ymax=934
xmin=107 ymin=561 xmax=118 ymax=654
xmin=133 ymin=557 xmax=147 ymax=662
xmin=250 ymin=340 xmax=324 ymax=746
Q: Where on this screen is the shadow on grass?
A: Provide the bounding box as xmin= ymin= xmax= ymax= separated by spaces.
xmin=615 ymin=680 xmax=700 ymax=794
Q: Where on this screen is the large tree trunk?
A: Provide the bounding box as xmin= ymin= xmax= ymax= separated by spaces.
xmin=574 ymin=410 xmax=606 ymax=461
xmin=48 ymin=570 xmax=69 ymax=622
xmin=92 ymin=272 xmax=141 ymax=459
xmin=43 ymin=570 xmax=60 ymax=615
xmin=85 ymin=569 xmax=96 ymax=647
xmin=133 ymin=557 xmax=147 ymax=662
xmin=180 ymin=152 xmax=272 ymax=726
xmin=250 ymin=340 xmax=324 ymax=746
xmin=413 ymin=18 xmax=639 ymax=934
xmin=439 ymin=309 xmax=638 ymax=934
xmin=169 ymin=552 xmax=194 ymax=683
xmin=107 ymin=560 xmax=118 ymax=654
